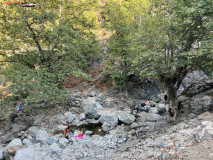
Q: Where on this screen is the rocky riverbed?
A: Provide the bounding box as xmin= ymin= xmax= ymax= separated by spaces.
xmin=0 ymin=70 xmax=212 ymax=160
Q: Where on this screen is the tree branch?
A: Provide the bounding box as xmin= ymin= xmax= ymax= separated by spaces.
xmin=26 ymin=21 xmax=43 ymax=54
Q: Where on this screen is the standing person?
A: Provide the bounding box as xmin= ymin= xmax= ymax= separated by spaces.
xmin=63 ymin=125 xmax=70 ymax=137
xmin=88 ymin=87 xmax=91 ymax=94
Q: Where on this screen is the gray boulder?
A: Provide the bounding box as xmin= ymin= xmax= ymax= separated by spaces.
xmin=53 ymin=125 xmax=64 ymax=134
xmin=84 ymin=103 xmax=99 ymax=119
xmin=79 ymin=113 xmax=86 ymax=121
xmin=190 ymin=96 xmax=213 ymax=114
xmin=149 ymin=107 xmax=158 ymax=114
xmin=12 ymin=124 xmax=21 ymax=133
xmin=94 ymin=102 xmax=103 ymax=109
xmin=64 ymin=112 xmax=76 ymax=123
xmin=108 ymin=101 xmax=115 ymax=108
xmin=99 ymin=113 xmax=118 ymax=127
xmin=26 ymin=117 xmax=34 ymax=127
xmin=67 ymin=115 xmax=76 ymax=123
xmin=116 ymin=111 xmax=135 ymax=124
xmin=146 ymin=113 xmax=163 ymax=122
xmin=127 ymin=81 xmax=160 ymax=100
xmin=28 ymin=126 xmax=39 ymax=138
xmin=36 ymin=130 xmax=49 ymax=145
xmin=178 ymin=70 xmax=209 ymax=94
xmin=34 ymin=116 xmax=43 ymax=126
xmin=14 ymin=148 xmax=42 ymax=160
xmin=23 ymin=138 xmax=32 ymax=146
xmin=56 ymin=114 xmax=67 ymax=125
xmin=131 ymin=123 xmax=139 ymax=129
xmin=64 ymin=112 xmax=73 ymax=118
xmin=48 ymin=143 xmax=62 ymax=156
xmin=6 ymin=138 xmax=25 ymax=154
xmin=156 ymin=103 xmax=166 ymax=113
xmin=1 ymin=133 xmax=14 ymax=144
xmin=84 ymin=131 xmax=93 ymax=136
xmin=96 ymin=94 xmax=106 ymax=104
xmin=102 ymin=123 xmax=111 ymax=132
xmin=58 ymin=138 xmax=69 ymax=149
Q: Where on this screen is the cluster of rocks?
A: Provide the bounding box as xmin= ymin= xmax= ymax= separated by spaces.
xmin=177 ymin=70 xmax=213 ymax=116
xmin=68 ymin=90 xmax=115 ymax=109
xmin=1 ymin=110 xmax=213 ymax=160
xmin=0 ymin=89 xmax=169 ymax=160
xmin=110 ymin=112 xmax=213 ymax=160
xmin=0 ymin=70 xmax=212 ymax=160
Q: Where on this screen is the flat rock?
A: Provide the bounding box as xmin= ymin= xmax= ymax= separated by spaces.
xmin=1 ymin=133 xmax=14 ymax=144
xmin=99 ymin=113 xmax=118 ymax=127
xmin=146 ymin=113 xmax=163 ymax=122
xmin=116 ymin=111 xmax=135 ymax=124
xmin=14 ymin=148 xmax=42 ymax=160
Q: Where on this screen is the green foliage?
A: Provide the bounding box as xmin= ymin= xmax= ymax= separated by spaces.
xmin=103 ymin=0 xmax=213 ymax=89
xmin=0 ymin=0 xmax=101 ymax=107
xmin=102 ymin=0 xmax=150 ymax=89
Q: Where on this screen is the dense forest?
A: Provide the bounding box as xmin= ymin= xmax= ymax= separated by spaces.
xmin=0 ymin=0 xmax=212 ymax=122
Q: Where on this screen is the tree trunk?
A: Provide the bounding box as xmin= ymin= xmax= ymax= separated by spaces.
xmin=164 ymin=84 xmax=179 ymax=123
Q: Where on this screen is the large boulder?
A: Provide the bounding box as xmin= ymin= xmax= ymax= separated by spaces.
xmin=12 ymin=124 xmax=22 ymax=133
xmin=36 ymin=130 xmax=49 ymax=145
xmin=14 ymin=148 xmax=42 ymax=160
xmin=99 ymin=113 xmax=118 ymax=127
xmin=84 ymin=103 xmax=99 ymax=119
xmin=53 ymin=125 xmax=64 ymax=134
xmin=127 ymin=81 xmax=160 ymax=100
xmin=1 ymin=133 xmax=14 ymax=144
xmin=28 ymin=126 xmax=39 ymax=138
xmin=177 ymin=70 xmax=209 ymax=94
xmin=116 ymin=111 xmax=135 ymax=124
xmin=48 ymin=143 xmax=62 ymax=156
xmin=55 ymin=114 xmax=67 ymax=125
xmin=146 ymin=113 xmax=163 ymax=122
xmin=156 ymin=103 xmax=166 ymax=114
xmin=190 ymin=96 xmax=213 ymax=115
xmin=64 ymin=112 xmax=76 ymax=123
xmin=6 ymin=138 xmax=25 ymax=154
xmin=58 ymin=138 xmax=69 ymax=149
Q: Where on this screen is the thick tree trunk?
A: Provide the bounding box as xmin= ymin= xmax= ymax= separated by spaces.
xmin=164 ymin=85 xmax=179 ymax=123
